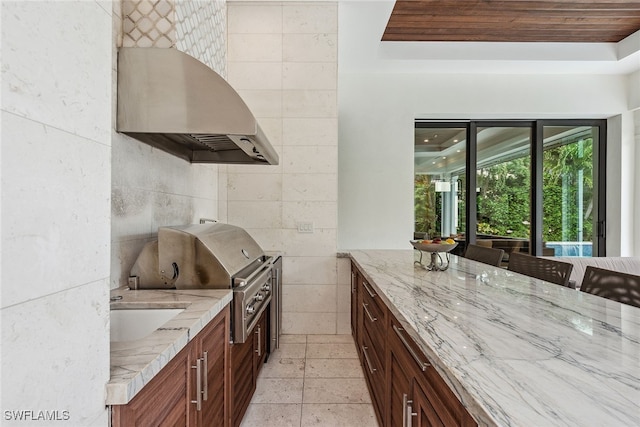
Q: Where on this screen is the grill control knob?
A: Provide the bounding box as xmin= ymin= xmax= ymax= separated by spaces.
xmin=261 ymin=284 xmax=270 ymax=292
xmin=255 ymin=293 xmax=264 ymax=302
xmin=246 ymin=305 xmax=255 ymax=315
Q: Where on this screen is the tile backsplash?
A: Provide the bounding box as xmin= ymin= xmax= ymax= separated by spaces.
xmin=176 ymin=0 xmax=227 ymax=77
xmin=122 ymin=0 xmax=175 ymax=48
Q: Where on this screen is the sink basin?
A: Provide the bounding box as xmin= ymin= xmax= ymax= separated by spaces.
xmin=110 ymin=308 xmax=184 ymax=342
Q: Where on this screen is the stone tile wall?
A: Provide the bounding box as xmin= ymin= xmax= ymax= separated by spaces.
xmin=1 ymin=1 xmax=112 ymax=424
xmin=227 ymin=1 xmax=346 ymax=334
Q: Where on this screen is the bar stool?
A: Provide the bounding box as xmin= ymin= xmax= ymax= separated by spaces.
xmin=464 ymin=244 xmax=504 ymax=267
xmin=507 ymin=252 xmax=573 ymax=287
xmin=581 ymin=266 xmax=640 ymax=308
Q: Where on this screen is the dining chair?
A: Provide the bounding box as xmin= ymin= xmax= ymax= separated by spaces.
xmin=580 ymin=266 xmax=640 ymax=308
xmin=464 ymin=244 xmax=504 ymax=267
xmin=507 ymin=252 xmax=574 ymax=287
xmin=492 ymin=239 xmax=524 ymax=264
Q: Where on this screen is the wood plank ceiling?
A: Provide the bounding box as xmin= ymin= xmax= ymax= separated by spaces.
xmin=383 ymin=0 xmax=640 ymax=43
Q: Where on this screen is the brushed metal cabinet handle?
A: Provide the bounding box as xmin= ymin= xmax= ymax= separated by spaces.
xmin=255 ymin=325 xmax=261 ymax=357
xmin=191 ymin=358 xmax=202 ymax=411
xmin=402 ymin=392 xmax=418 ymax=427
xmin=393 ymin=324 xmax=430 ymax=371
xmin=202 ymin=351 xmax=208 ymax=401
xmin=361 ymin=345 xmax=377 ymax=374
xmin=362 ymin=303 xmax=377 ymax=322
xmin=362 ymin=280 xmax=376 ymax=298
xmin=407 ymin=401 xmax=417 ymax=427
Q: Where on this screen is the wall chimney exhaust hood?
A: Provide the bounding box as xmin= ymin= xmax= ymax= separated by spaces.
xmin=117 ymin=47 xmax=279 ymax=165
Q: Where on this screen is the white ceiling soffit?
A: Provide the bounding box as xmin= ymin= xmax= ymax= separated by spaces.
xmin=339 ymin=1 xmax=640 ymax=75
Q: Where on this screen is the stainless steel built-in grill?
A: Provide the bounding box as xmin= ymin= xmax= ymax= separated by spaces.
xmin=129 ymin=223 xmax=274 ymax=344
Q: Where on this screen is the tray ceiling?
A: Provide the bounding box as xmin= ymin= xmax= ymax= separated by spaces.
xmin=383 ymin=0 xmax=640 ymax=43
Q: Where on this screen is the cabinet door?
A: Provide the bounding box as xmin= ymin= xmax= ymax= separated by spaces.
xmin=412 ymin=377 xmax=445 ymax=427
xmin=111 ymin=346 xmax=192 ymax=427
xmin=354 ymin=266 xmax=364 ymax=364
xmin=351 ymin=264 xmax=359 ymax=341
xmin=388 ymin=322 xmax=419 ymax=427
xmin=389 ymin=350 xmax=413 ymax=427
xmin=254 ymin=310 xmax=268 ymax=373
xmin=230 ymin=334 xmax=255 ymax=427
xmin=196 ymin=305 xmax=230 ymax=427
xmin=390 ymin=317 xmax=476 ymax=427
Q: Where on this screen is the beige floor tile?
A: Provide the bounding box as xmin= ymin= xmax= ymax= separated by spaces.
xmin=252 ymin=378 xmax=304 ymax=404
xmin=303 ymin=378 xmax=372 ymax=404
xmin=261 ymin=358 xmax=305 ymax=378
xmin=244 ymin=334 xmax=376 ymax=426
xmin=240 ymin=403 xmax=302 ymax=427
xmin=305 ymin=358 xmax=363 ymax=378
xmin=301 ymin=404 xmax=378 ymax=427
xmin=306 ymin=342 xmax=357 ymax=359
xmin=280 ymin=334 xmax=307 ymax=344
xmin=306 ymin=334 xmax=354 ymax=343
xmin=270 ymin=343 xmax=307 ymax=359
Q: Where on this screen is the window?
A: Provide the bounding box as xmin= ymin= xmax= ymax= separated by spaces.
xmin=414 ymin=120 xmax=606 ymax=257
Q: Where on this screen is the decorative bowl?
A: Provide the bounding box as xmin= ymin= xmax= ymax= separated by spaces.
xmin=410 ymin=240 xmax=458 ymax=253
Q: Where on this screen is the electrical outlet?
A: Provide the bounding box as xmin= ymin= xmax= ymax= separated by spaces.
xmin=297 ymin=222 xmax=314 ymax=233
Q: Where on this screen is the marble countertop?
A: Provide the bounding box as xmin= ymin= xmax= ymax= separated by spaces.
xmin=350 ymin=250 xmax=640 ymax=427
xmin=106 ymin=287 xmax=233 ymax=405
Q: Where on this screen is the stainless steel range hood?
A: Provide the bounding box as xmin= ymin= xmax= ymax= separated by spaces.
xmin=116 ymin=47 xmax=279 ymax=165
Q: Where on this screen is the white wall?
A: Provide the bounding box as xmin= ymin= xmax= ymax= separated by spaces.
xmin=338 ymin=72 xmax=636 ymax=252
xmin=1 ymin=1 xmax=112 ymax=425
xmin=337 ymin=4 xmax=639 ymax=256
xmin=226 ymin=1 xmax=346 ymax=334
xmin=634 ymin=109 xmax=640 ymax=255
xmin=629 ymin=70 xmax=640 ymax=110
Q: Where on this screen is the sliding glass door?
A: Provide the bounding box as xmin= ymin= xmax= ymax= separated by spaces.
xmin=476 ymin=125 xmax=531 ymax=261
xmin=414 ymin=124 xmax=467 ymax=240
xmin=414 ymin=120 xmax=606 ymax=257
xmin=541 ymin=124 xmax=603 ymax=257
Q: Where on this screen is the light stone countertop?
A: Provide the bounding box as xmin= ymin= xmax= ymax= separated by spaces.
xmin=350 ymin=250 xmax=640 ymax=427
xmin=106 ymin=287 xmax=233 ymax=405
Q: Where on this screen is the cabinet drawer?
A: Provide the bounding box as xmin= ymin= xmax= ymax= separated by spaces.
xmin=361 ymin=278 xmax=385 ymax=317
xmin=362 ymin=304 xmax=385 ymax=364
xmin=361 ymin=327 xmax=385 ymax=423
xmin=361 ymin=279 xmax=386 ymax=362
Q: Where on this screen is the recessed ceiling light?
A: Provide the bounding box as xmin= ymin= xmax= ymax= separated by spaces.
xmin=443 ymin=156 xmax=447 ymax=159
xmin=432 ymin=161 xmax=436 ymax=164
xmin=457 ymin=149 xmax=461 ymax=153
xmin=424 ymin=139 xmax=429 ymax=142
xmin=453 ymin=139 xmax=458 ymax=143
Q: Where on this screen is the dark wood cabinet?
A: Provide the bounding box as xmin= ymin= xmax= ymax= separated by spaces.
xmin=112 ymin=305 xmax=230 ymax=427
xmin=351 ymin=267 xmax=357 ymax=339
xmin=230 ymin=309 xmax=268 ymax=427
xmin=254 ymin=310 xmax=268 ymax=371
xmin=388 ymin=312 xmax=476 ymax=427
xmin=360 ymin=273 xmax=387 ymax=426
xmin=196 ymin=306 xmax=230 ymax=427
xmin=112 ymin=344 xmax=191 ymax=427
xmin=350 ymin=263 xmax=477 ymax=427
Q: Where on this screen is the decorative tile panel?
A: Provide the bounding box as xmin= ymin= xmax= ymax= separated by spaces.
xmin=175 ymin=0 xmax=227 ymax=77
xmin=120 ymin=0 xmax=226 ymax=74
xmin=122 ymin=0 xmax=175 ymax=48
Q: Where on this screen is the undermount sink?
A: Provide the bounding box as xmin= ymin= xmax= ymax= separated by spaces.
xmin=110 ymin=308 xmax=185 ymax=342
